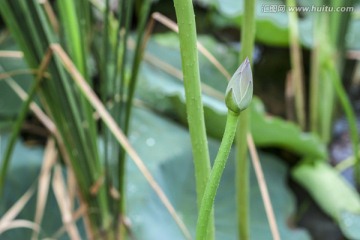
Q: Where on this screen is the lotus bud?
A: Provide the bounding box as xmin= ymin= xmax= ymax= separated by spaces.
xmin=225 ymin=57 xmax=253 ymax=114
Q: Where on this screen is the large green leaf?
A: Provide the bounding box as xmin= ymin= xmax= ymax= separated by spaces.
xmin=292 ymin=161 xmax=360 ymax=239
xmin=250 ymin=98 xmax=327 ymax=158
xmin=0 ymin=107 xmax=310 ymax=239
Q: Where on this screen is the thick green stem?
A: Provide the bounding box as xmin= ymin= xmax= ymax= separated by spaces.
xmin=196 ymin=111 xmax=239 ymax=240
xmin=237 ymin=0 xmax=255 ymax=239
xmin=236 ymin=109 xmax=250 ymax=239
xmin=173 ymin=0 xmax=214 ymax=238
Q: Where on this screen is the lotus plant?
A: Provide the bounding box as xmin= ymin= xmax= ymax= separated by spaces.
xmin=196 ymin=57 xmax=253 ymax=240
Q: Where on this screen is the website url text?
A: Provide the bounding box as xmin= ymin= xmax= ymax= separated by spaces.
xmin=261 ymin=5 xmax=354 ymax=13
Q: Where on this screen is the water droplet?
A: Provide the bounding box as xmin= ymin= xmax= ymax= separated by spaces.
xmin=146 ymin=138 xmax=156 ymax=147
xmin=128 ymin=183 xmax=137 ymax=194
xmin=133 ymin=214 xmax=142 ymax=224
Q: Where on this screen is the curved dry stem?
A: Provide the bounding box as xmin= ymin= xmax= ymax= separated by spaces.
xmin=0 ymin=186 xmax=35 ymax=233
xmin=0 ymin=220 xmax=40 ymax=235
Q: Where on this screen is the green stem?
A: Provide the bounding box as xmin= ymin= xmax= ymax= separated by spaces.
xmin=236 ymin=109 xmax=250 ymax=239
xmin=101 ymin=0 xmax=110 ymax=102
xmin=196 ymin=111 xmax=239 ymax=240
xmin=0 ymin=77 xmax=42 ymax=196
xmin=309 ymin=15 xmax=320 ymax=134
xmin=57 ymin=0 xmax=87 ymax=78
xmin=329 ymin=64 xmax=360 ymax=184
xmin=173 ymin=0 xmax=214 ymax=238
xmin=237 ymin=0 xmax=255 ymax=239
xmin=110 ymin=16 xmax=133 ymax=215
xmin=102 ymin=0 xmax=111 ymax=199
xmin=112 ymin=0 xmax=132 ymax=238
xmin=124 ymin=0 xmax=151 ymax=134
xmin=111 ymin=0 xmax=124 ymax=92
xmin=310 ymin=14 xmax=336 ymax=144
xmin=57 ymin=0 xmax=100 ymax=187
xmin=117 ymin=0 xmax=133 ymax=127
